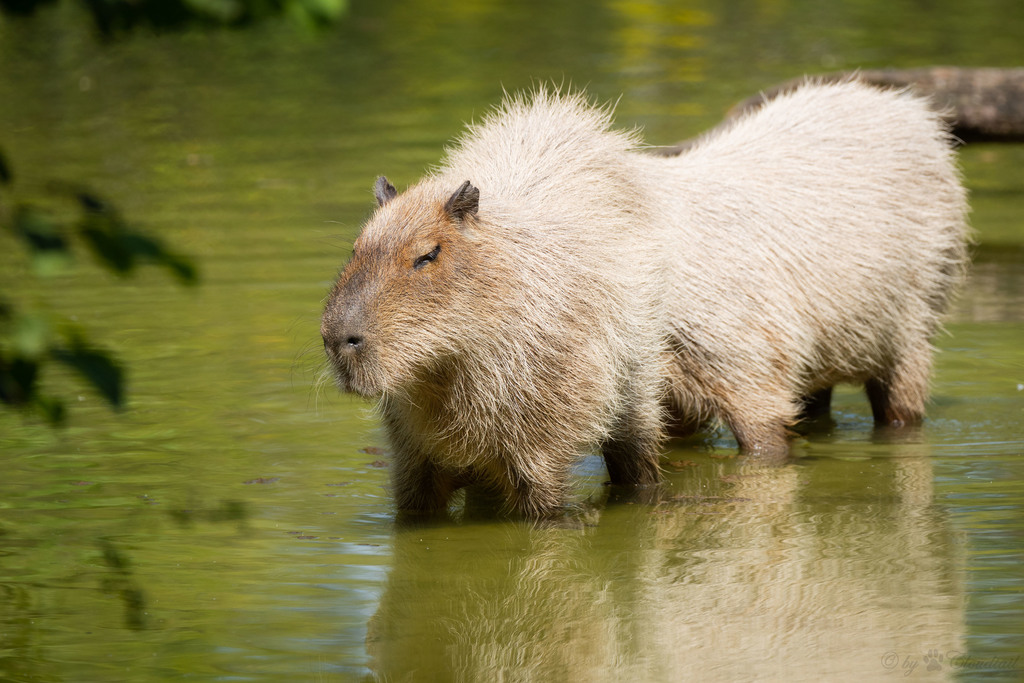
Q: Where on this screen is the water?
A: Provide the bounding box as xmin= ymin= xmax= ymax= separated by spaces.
xmin=1 ymin=1 xmax=1023 ymax=681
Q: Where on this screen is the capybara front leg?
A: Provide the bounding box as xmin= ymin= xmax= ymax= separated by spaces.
xmin=391 ymin=455 xmax=463 ymax=514
xmin=602 ymin=435 xmax=662 ymax=487
xmin=494 ymin=461 xmax=571 ymax=518
xmin=603 ymin=378 xmax=665 ymax=487
xmin=724 ymin=400 xmax=794 ymax=462
xmin=719 ymin=390 xmax=796 ymax=462
xmin=731 ymin=422 xmax=790 ymax=462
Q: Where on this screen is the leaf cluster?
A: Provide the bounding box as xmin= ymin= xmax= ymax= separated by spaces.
xmin=0 ymin=147 xmax=198 ymax=424
xmin=0 ymin=0 xmax=348 ymax=38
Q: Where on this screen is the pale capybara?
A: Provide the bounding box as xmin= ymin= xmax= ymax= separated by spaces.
xmin=321 ymin=81 xmax=970 ymax=516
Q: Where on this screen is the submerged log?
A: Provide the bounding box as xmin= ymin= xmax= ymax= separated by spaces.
xmin=663 ymin=67 xmax=1024 ymax=154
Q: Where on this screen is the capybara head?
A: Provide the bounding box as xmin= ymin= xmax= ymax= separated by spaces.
xmin=321 ymin=176 xmax=482 ymax=398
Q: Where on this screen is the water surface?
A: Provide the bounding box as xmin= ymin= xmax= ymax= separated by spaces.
xmin=1 ymin=2 xmax=1022 ymax=681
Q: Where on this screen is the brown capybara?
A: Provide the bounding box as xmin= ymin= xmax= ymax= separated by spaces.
xmin=321 ymin=82 xmax=970 ymax=517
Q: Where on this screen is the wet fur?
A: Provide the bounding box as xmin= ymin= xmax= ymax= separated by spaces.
xmin=322 ymin=81 xmax=970 ymax=516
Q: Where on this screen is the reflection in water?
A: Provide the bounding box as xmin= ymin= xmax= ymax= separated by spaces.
xmin=98 ymin=540 xmax=149 ymax=631
xmin=954 ymin=257 xmax=1024 ymax=323
xmin=368 ymin=450 xmax=963 ymax=682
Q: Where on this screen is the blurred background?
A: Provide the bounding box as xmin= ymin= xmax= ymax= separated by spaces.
xmin=1 ymin=2 xmax=1022 ymax=681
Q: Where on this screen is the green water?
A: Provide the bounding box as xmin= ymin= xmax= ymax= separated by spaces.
xmin=1 ymin=1 xmax=1023 ymax=681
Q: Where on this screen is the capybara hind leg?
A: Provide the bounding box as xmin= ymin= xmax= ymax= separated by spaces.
xmin=866 ymin=345 xmax=931 ymax=427
xmin=865 ymin=374 xmax=927 ymax=428
xmin=798 ymin=387 xmax=833 ymax=421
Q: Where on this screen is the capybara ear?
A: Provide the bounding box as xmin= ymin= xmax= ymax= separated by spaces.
xmin=374 ymin=176 xmax=398 ymax=206
xmin=444 ymin=180 xmax=480 ymax=221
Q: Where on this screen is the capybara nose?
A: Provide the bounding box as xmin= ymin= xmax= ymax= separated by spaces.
xmin=322 ymin=327 xmax=364 ymax=355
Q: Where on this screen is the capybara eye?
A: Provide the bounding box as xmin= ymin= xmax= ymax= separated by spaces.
xmin=413 ymin=244 xmax=441 ymax=269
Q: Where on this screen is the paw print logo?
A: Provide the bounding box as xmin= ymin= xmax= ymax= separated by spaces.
xmin=923 ymin=650 xmax=944 ymax=672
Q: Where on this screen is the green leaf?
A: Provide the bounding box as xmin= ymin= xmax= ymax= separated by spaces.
xmin=0 ymin=354 xmax=39 ymax=406
xmin=80 ymin=222 xmax=198 ymax=284
xmin=80 ymin=225 xmax=135 ymax=274
xmin=121 ymin=233 xmax=199 ymax=284
xmin=162 ymin=252 xmax=199 ymax=284
xmin=10 ymin=204 xmax=74 ymax=276
xmin=12 ymin=204 xmax=70 ymax=254
xmin=75 ymin=191 xmax=114 ymax=215
xmin=304 ymin=0 xmax=347 ymax=22
xmin=71 ymin=188 xmax=198 ymax=284
xmin=30 ymin=251 xmax=74 ymax=277
xmin=33 ymin=394 xmax=66 ymax=425
xmin=51 ymin=336 xmax=125 ymax=408
xmin=183 ymin=0 xmax=244 ymax=23
xmin=0 ymin=353 xmax=64 ymax=424
xmin=9 ymin=311 xmax=51 ymax=358
xmin=0 ymin=146 xmax=11 ymax=185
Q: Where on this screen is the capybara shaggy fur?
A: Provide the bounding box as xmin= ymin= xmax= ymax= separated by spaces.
xmin=321 ymin=81 xmax=970 ymax=516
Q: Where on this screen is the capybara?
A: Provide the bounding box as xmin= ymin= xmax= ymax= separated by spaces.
xmin=321 ymin=81 xmax=970 ymax=516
